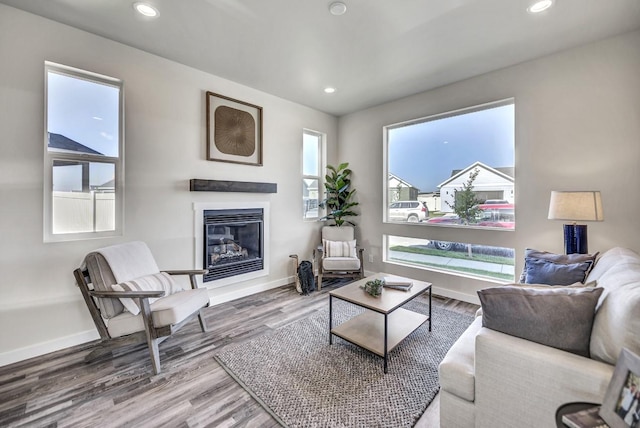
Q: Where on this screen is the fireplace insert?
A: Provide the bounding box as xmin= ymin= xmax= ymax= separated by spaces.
xmin=203 ymin=208 xmax=263 ymax=282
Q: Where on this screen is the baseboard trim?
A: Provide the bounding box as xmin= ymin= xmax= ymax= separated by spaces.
xmin=432 ymin=286 xmax=480 ymax=305
xmin=208 ymin=276 xmax=294 ymax=306
xmin=0 ymin=329 xmax=99 ymax=368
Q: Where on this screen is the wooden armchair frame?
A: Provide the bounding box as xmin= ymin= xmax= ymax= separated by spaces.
xmin=73 ymin=268 xmax=210 ymax=375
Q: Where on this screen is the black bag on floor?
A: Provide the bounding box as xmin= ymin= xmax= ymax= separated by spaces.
xmin=297 ymin=260 xmax=316 ymax=295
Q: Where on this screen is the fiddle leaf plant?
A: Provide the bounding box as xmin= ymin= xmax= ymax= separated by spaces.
xmin=319 ymin=162 xmax=359 ymax=227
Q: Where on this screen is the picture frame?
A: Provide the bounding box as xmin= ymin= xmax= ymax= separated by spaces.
xmin=206 ymin=91 xmax=263 ymax=166
xmin=600 ymin=348 xmax=640 ymax=428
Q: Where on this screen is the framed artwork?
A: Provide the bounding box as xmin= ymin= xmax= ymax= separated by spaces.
xmin=601 ymin=348 xmax=640 ymax=428
xmin=206 ymin=91 xmax=263 ymax=166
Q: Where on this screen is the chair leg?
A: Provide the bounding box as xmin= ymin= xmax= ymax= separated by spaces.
xmin=197 ymin=309 xmax=209 ymax=332
xmin=140 ymin=298 xmax=162 ymax=375
xmin=318 ymin=274 xmax=323 ymax=291
xmin=148 ymin=338 xmax=161 ymax=375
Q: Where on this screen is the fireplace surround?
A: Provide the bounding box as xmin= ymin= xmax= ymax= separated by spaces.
xmin=193 ymin=202 xmax=270 ymax=288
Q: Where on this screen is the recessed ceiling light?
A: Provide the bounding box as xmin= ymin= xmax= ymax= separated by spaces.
xmin=329 ymin=2 xmax=347 ymax=16
xmin=133 ymin=2 xmax=159 ymax=18
xmin=527 ymin=0 xmax=554 ymax=14
xmin=324 ymin=87 xmax=336 ymax=94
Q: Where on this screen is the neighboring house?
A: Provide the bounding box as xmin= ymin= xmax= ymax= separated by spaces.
xmin=388 ymin=173 xmax=420 ymax=202
xmin=438 ymin=161 xmax=514 ymax=213
xmin=48 ymin=133 xmax=104 ymax=193
xmin=48 ymin=132 xmax=103 ymax=155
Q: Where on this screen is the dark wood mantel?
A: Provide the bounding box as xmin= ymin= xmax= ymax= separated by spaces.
xmin=190 ymin=179 xmax=277 ymax=193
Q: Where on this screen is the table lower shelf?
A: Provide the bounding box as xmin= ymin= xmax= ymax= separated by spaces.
xmin=331 ymin=307 xmax=429 ymax=356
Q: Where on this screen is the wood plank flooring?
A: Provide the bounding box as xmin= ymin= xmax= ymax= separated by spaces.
xmin=0 ymin=281 xmax=478 ymax=428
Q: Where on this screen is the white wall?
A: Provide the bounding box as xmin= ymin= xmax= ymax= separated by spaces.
xmin=0 ymin=4 xmax=338 ymax=365
xmin=339 ymin=29 xmax=640 ymax=303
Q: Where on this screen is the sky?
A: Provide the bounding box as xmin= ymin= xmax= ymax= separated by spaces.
xmin=388 ymin=103 xmax=515 ymax=193
xmin=48 ymin=71 xmax=120 ymax=190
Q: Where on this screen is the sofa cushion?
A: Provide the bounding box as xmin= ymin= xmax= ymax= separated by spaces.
xmin=439 ymin=316 xmax=483 ymax=402
xmin=519 ymin=249 xmax=598 ymax=283
xmin=107 ymin=288 xmax=210 ymax=338
xmin=478 ymin=286 xmax=603 ymax=357
xmin=522 ymin=258 xmax=594 ymax=285
xmin=112 ymin=272 xmax=180 ymax=315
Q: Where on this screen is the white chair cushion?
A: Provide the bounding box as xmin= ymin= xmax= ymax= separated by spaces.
xmin=107 ymin=288 xmax=210 ymax=338
xmin=111 ymin=272 xmax=180 ymax=315
xmin=323 ymin=257 xmax=361 ymax=271
xmin=323 ymin=239 xmax=356 ymax=258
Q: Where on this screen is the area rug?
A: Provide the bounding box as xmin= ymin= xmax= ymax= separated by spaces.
xmin=215 ymin=299 xmax=474 ymax=428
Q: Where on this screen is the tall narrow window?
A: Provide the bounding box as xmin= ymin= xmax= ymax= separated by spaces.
xmin=302 ymin=130 xmax=323 ymax=219
xmin=44 ymin=62 xmax=124 ymax=242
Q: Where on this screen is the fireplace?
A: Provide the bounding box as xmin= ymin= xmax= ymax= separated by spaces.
xmin=203 ymin=208 xmax=264 ymax=283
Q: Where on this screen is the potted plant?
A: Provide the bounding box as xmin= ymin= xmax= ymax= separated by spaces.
xmin=319 ymin=162 xmax=359 ymax=226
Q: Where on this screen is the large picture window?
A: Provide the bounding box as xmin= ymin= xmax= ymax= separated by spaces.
xmin=44 ymin=62 xmax=124 ymax=242
xmin=384 ymin=100 xmax=515 ymax=281
xmin=385 ymin=100 xmax=515 ymax=228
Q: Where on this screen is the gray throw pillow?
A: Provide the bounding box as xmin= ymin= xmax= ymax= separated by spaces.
xmin=478 ymin=286 xmax=604 ymax=357
xmin=518 ymin=249 xmax=598 ymax=283
xmin=523 ymin=257 xmax=593 ymax=285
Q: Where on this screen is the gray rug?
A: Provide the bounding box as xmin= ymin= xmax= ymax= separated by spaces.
xmin=215 ymin=299 xmax=474 ymax=428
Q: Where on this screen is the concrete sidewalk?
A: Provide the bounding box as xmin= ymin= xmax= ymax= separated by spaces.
xmin=388 ymin=250 xmax=515 ymax=275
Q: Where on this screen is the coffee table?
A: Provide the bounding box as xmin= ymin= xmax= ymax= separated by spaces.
xmin=329 ymin=272 xmax=432 ymax=373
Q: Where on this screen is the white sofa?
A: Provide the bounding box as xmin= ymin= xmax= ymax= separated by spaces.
xmin=439 ymin=247 xmax=640 ymax=427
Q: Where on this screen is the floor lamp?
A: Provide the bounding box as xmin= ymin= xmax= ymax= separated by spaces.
xmin=548 ymin=191 xmax=603 ymax=254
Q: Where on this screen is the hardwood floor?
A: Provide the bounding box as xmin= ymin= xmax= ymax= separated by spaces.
xmin=0 ymin=281 xmax=478 ymax=428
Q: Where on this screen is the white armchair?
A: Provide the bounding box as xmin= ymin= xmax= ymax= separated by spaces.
xmin=73 ymin=241 xmax=210 ymax=374
xmin=313 ymin=226 xmax=364 ymax=290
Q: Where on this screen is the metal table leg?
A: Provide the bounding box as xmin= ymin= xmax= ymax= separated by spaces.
xmin=384 ymin=313 xmax=388 ymax=373
xmin=329 ymin=294 xmax=333 ymax=345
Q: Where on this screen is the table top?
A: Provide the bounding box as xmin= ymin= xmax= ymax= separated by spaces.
xmin=329 ymin=272 xmax=431 ymax=314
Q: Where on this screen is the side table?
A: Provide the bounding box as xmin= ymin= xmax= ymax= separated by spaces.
xmin=555 ymin=402 xmax=608 ymax=428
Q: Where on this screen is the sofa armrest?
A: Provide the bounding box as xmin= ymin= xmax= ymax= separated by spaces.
xmin=475 ymin=327 xmax=614 ymax=428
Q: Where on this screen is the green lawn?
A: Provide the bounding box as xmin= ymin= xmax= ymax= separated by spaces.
xmin=389 ymin=245 xmax=515 ymax=265
xmin=389 ymin=256 xmax=514 ymax=281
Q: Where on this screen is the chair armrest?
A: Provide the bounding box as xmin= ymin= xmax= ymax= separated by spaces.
xmin=161 ymin=270 xmax=207 ymax=290
xmin=90 ymin=290 xmax=165 ymax=299
xmin=162 ymin=269 xmax=208 ymax=276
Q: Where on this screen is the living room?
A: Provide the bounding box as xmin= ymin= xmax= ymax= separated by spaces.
xmin=1 ymin=1 xmax=640 ymax=426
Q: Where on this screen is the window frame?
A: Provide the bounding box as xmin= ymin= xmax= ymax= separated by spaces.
xmin=383 ymin=98 xmax=515 ymax=228
xmin=382 ymin=98 xmax=516 ymax=282
xmin=302 ymin=129 xmax=325 ymax=221
xmin=43 ymin=61 xmax=125 ymax=242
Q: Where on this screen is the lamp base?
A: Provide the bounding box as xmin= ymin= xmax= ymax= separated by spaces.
xmin=563 ymin=224 xmax=588 ymax=255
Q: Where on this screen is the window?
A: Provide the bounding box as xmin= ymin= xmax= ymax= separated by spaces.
xmin=44 ymin=62 xmax=124 ymax=242
xmin=385 ymin=235 xmax=515 ymax=282
xmin=384 ymin=99 xmax=515 ymax=228
xmin=384 ymin=100 xmax=515 ymax=281
xmin=302 ymin=130 xmax=324 ymax=219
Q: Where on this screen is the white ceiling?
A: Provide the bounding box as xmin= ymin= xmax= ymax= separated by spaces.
xmin=2 ymin=0 xmax=640 ymax=116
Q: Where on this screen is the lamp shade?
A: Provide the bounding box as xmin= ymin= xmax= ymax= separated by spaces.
xmin=548 ymin=191 xmax=604 ymax=221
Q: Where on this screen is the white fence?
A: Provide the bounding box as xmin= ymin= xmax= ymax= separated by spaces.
xmin=52 ymin=191 xmax=115 ymax=234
